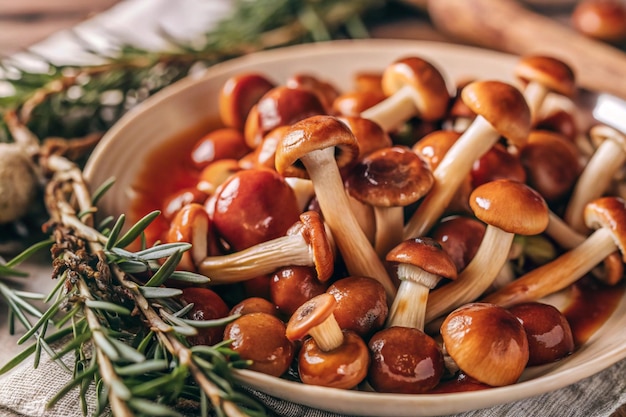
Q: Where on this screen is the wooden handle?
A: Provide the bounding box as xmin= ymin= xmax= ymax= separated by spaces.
xmin=426 ymin=0 xmax=626 ymax=99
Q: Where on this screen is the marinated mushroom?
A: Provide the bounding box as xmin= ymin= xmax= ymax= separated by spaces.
xmin=425 ymin=179 xmax=549 ymax=323
xmin=483 ymin=196 xmax=626 ymax=307
xmin=275 ymin=115 xmax=396 ymax=300
xmin=345 ymin=146 xmax=434 ymax=257
xmin=224 ymin=312 xmax=294 ymax=377
xmin=360 ymin=56 xmax=450 ymax=132
xmin=189 ymin=127 xmax=250 ymax=170
xmin=218 ymin=73 xmax=275 ymax=130
xmin=514 ymin=55 xmax=576 ymax=123
xmin=164 ymin=203 xmax=210 ymax=271
xmin=385 ymin=237 xmax=457 ymax=330
xmin=430 ymin=215 xmax=487 ymax=273
xmin=565 ymin=124 xmax=626 ymax=232
xmin=199 ymin=211 xmax=335 ymax=283
xmin=182 ymin=287 xmax=231 ymax=347
xmin=441 ymin=302 xmax=529 ymax=386
xmin=572 ymin=0 xmax=626 ymax=44
xmin=404 ymin=80 xmax=531 ymax=239
xmin=270 ymin=265 xmax=328 ymax=317
xmin=285 ymin=294 xmax=370 ymax=389
xmin=230 ymin=297 xmax=280 ymax=317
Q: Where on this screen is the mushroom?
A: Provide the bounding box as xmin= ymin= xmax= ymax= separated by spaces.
xmin=520 ymin=130 xmax=582 ymax=204
xmin=534 ymin=108 xmax=578 ymax=142
xmin=430 ymin=215 xmax=487 ymax=273
xmin=385 ymin=237 xmax=457 ymax=330
xmin=224 ymin=312 xmax=294 ymax=377
xmin=332 ymin=90 xmax=387 ymax=118
xmin=425 ymin=179 xmax=549 ymax=323
xmin=244 ymin=86 xmax=326 ymax=149
xmin=412 ymin=130 xmax=461 ymax=171
xmin=336 ymin=116 xmax=393 ymax=161
xmin=181 ymin=287 xmax=230 ymax=347
xmin=326 ymin=276 xmax=389 ymax=339
xmin=275 ymin=115 xmax=396 ymax=300
xmin=403 ymin=80 xmax=531 ymax=239
xmin=367 ymin=326 xmax=444 ymax=393
xmin=161 ymin=187 xmax=207 ymax=221
xmin=285 ymin=293 xmax=370 ymax=389
xmin=230 ymin=297 xmax=280 ymax=318
xmin=199 ymin=210 xmax=335 ymax=284
xmin=483 ymin=196 xmax=626 ymax=307
xmin=565 ymin=124 xmax=626 ymax=232
xmin=219 ymin=72 xmax=275 ymax=130
xmin=286 ymin=73 xmax=340 ymax=114
xmin=165 ymin=203 xmax=210 ymax=271
xmin=440 ymin=302 xmax=529 ymax=386
xmin=270 ymin=265 xmax=329 ymax=317
xmin=470 ymin=143 xmax=527 ymax=188
xmin=514 ymin=55 xmax=576 ymax=123
xmin=572 ymin=0 xmax=626 ymax=44
xmin=189 ymin=127 xmax=250 ymax=170
xmin=345 ymin=146 xmax=434 ymax=257
xmin=211 ymin=168 xmax=301 ymax=251
xmin=360 ymin=56 xmax=450 ymax=132
xmin=508 ymin=302 xmax=575 ymax=366
xmin=0 ymin=143 xmax=38 ymax=224
xmin=196 ymin=158 xmax=241 ymax=195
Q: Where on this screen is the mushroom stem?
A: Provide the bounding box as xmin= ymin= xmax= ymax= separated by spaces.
xmin=199 ymin=233 xmax=314 ymax=283
xmin=564 ymin=139 xmax=626 ymax=232
xmin=425 ymin=226 xmax=514 ymax=323
xmin=301 ymin=147 xmax=397 ymax=300
xmin=545 ymin=210 xmax=585 ymax=250
xmin=308 ymin=313 xmax=344 ymax=352
xmin=387 ymin=266 xmax=439 ymax=329
xmin=523 ymin=81 xmax=549 ymax=123
xmin=482 ymin=227 xmax=616 ymax=308
xmin=360 ymin=85 xmax=421 ymax=132
xmin=374 ymin=206 xmax=404 ymax=258
xmin=404 ymin=115 xmax=500 ymax=239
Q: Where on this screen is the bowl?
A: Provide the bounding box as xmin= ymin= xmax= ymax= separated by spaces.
xmin=83 ymin=39 xmax=626 ymax=416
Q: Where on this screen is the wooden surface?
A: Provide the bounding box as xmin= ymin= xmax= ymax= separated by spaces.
xmin=0 ymin=1 xmax=625 ymax=416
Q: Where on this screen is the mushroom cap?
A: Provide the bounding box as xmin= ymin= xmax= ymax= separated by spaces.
xmin=572 ymin=0 xmax=626 ymax=43
xmin=386 ymin=237 xmax=458 ymax=280
xmin=441 ymin=302 xmax=529 ymax=386
xmin=345 ymin=146 xmax=434 ymax=208
xmin=589 ymin=124 xmax=626 ymax=153
xmin=461 ymin=80 xmax=531 ymax=147
xmin=219 ymin=73 xmax=275 ymax=130
xmin=469 ymin=179 xmax=549 ymax=235
xmin=515 ymin=55 xmax=576 ymax=98
xmin=275 ymin=115 xmax=360 ymax=179
xmin=287 ymin=210 xmax=335 ymax=282
xmin=431 ymin=215 xmax=487 ymax=273
xmin=412 ymin=130 xmax=462 ymax=171
xmin=286 ymin=293 xmax=337 ymax=341
xmin=584 ymin=196 xmax=626 ymax=261
xmin=381 ymin=56 xmax=450 ymax=121
xmin=337 ymin=116 xmax=392 ymax=159
xmin=332 ymin=90 xmax=387 ymax=117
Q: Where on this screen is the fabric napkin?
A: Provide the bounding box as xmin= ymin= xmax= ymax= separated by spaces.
xmin=1 ymin=345 xmax=625 ymax=417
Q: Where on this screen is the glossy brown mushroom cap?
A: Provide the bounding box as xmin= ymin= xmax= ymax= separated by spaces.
xmin=286 ymin=293 xmax=337 ymax=341
xmin=275 ymin=115 xmax=360 ymax=179
xmin=412 ymin=130 xmax=461 ymax=171
xmin=515 ymin=55 xmax=576 ymax=98
xmin=441 ymin=302 xmax=529 ymax=386
xmin=298 ymin=331 xmax=370 ymax=389
xmin=345 ymin=146 xmax=434 ymax=208
xmin=461 ymin=80 xmax=531 ymax=147
xmin=469 ymin=179 xmax=549 ymax=235
xmin=224 ymin=312 xmax=294 ymax=377
xmin=584 ymin=197 xmax=626 ymax=261
xmin=381 ymin=56 xmax=450 ymax=121
xmin=337 ymin=116 xmax=392 ymax=159
xmin=270 ymin=266 xmax=328 ymax=317
xmin=431 ymin=215 xmax=487 ymax=272
xmin=219 ymin=73 xmax=275 ymax=130
xmin=572 ymin=0 xmax=626 ymax=43
xmin=386 ymin=237 xmax=458 ymax=280
xmin=286 ymin=210 xmax=335 ymax=282
xmin=368 ymin=326 xmax=444 ymax=393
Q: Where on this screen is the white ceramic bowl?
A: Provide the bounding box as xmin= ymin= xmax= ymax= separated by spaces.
xmin=83 ymin=39 xmax=626 ymax=417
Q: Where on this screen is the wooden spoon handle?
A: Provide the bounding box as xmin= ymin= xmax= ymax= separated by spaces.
xmin=425 ymin=0 xmax=626 ymax=99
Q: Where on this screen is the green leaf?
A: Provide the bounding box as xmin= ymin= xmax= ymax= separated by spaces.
xmin=17 ymin=296 xmax=63 ymax=344
xmin=51 ymin=330 xmax=93 ymax=361
xmin=128 ymin=399 xmax=183 ymax=417
xmin=91 ymin=176 xmax=116 ymax=206
xmin=0 ymin=264 xmax=28 ymax=278
xmin=115 ymin=210 xmax=160 ymax=248
xmin=85 ymin=299 xmax=132 ymax=316
xmin=115 ymin=359 xmax=169 ymax=376
xmin=107 ymin=337 xmax=146 ymax=363
xmin=167 ymin=270 xmax=210 ymax=285
xmin=178 ymin=314 xmax=240 ymax=328
xmin=5 ymin=239 xmax=54 ymax=268
xmin=139 ymin=287 xmax=183 ymax=299
xmin=105 ymin=214 xmax=126 ymax=251
xmin=135 ymin=243 xmax=191 ymax=260
xmin=46 ymin=363 xmax=98 ymax=409
xmin=143 ymin=250 xmax=183 ymax=287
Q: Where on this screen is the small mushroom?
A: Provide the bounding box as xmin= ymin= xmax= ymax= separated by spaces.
xmin=441 ymin=302 xmax=529 ymax=386
xmin=565 ymin=124 xmax=626 ymax=232
xmin=275 ymin=115 xmax=396 ymax=300
xmin=483 ymin=196 xmax=626 ymax=307
xmin=230 ymin=297 xmax=280 ymax=318
xmin=286 ymin=294 xmax=370 ymax=389
xmin=181 ymin=287 xmax=231 ymax=347
xmin=470 ymin=143 xmax=527 ymax=188
xmin=386 ymin=237 xmax=457 ymax=330
xmin=286 ymin=73 xmax=340 ymax=114
xmin=345 ymin=146 xmax=434 ymax=257
xmin=572 ymin=0 xmax=626 ymax=44
xmin=404 ymin=80 xmax=531 ymax=239
xmin=425 ymin=179 xmax=549 ymax=323
xmin=199 ymin=211 xmax=335 ymax=283
xmin=196 ymin=159 xmax=241 ymax=195
xmin=224 ymin=312 xmax=294 ymax=377
xmin=270 ymin=265 xmax=329 ymax=317
xmin=508 ymin=302 xmax=575 ymax=366
xmin=360 ymin=56 xmax=450 ymax=132
xmin=165 ymin=203 xmax=210 ymax=272
xmin=430 ymin=215 xmax=487 ymax=273
xmin=336 ymin=116 xmax=393 ymax=161
xmin=219 ymin=73 xmax=275 ymax=130
xmin=189 ymin=127 xmax=250 ymax=170
xmin=332 ymin=90 xmax=387 ymax=118
xmin=514 ymin=55 xmax=576 ymax=123
xmin=412 ymin=130 xmax=461 ymax=171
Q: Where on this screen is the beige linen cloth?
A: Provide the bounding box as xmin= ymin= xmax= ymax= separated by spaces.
xmin=0 ymin=350 xmax=624 ymax=417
